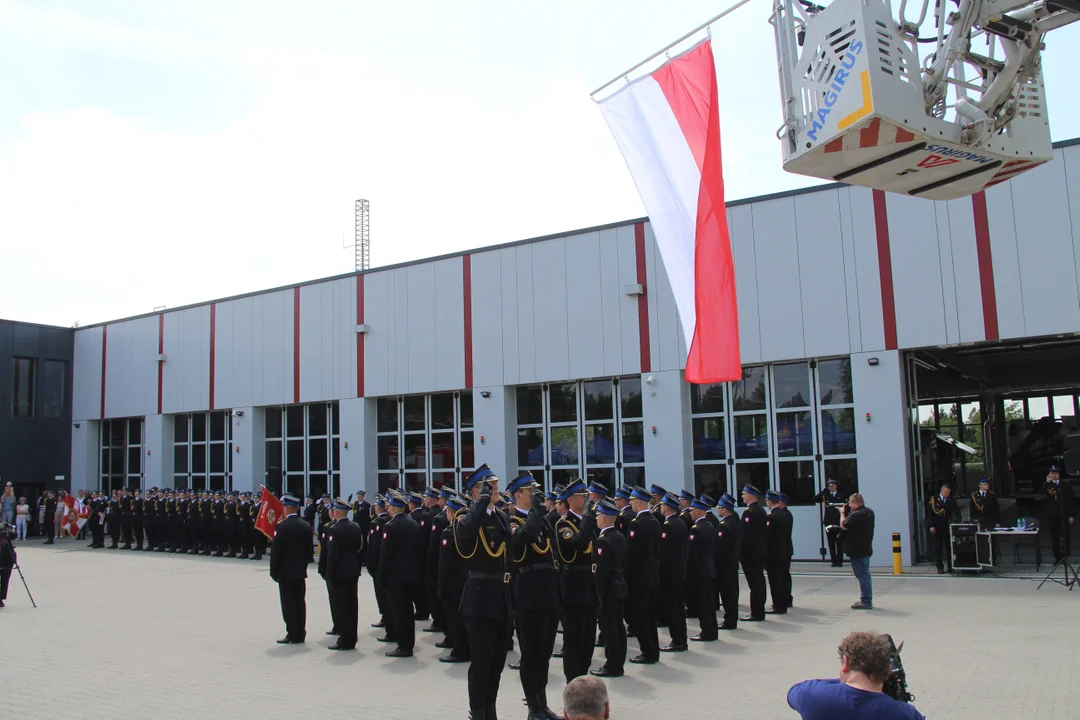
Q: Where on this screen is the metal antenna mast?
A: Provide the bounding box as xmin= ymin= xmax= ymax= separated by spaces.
xmin=354 ymin=199 xmax=370 ymax=272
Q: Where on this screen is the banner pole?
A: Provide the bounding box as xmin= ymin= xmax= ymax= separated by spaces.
xmin=589 ymin=0 xmax=757 ymax=97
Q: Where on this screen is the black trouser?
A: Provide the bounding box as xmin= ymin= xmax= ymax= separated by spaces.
xmin=225 ymin=524 xmax=236 ymax=556
xmin=427 ymin=576 xmax=445 ymax=629
xmin=413 ymin=565 xmax=429 ymax=620
xmin=692 ymin=577 xmax=717 ymax=639
xmin=1045 ymin=519 xmax=1072 ymax=561
xmin=1 ymin=566 xmax=11 ymax=601
xmin=659 ymin=583 xmax=686 ymax=645
xmin=928 ymin=527 xmax=950 ymax=569
xmin=627 ymin=583 xmax=659 ymax=661
xmin=325 ymin=578 xmax=339 ymax=633
xmin=373 ymin=579 xmax=387 ymax=624
xmin=253 ymin=532 xmax=266 ymax=559
xmin=464 ymin=614 xmax=511 ymax=713
xmin=517 ymin=608 xmax=559 ymax=699
xmin=740 ymin=557 xmax=766 ymax=619
xmin=387 ymin=582 xmax=415 ymax=651
xmin=562 ymin=604 xmax=598 ymax=682
xmin=330 ymin=578 xmax=359 ymax=648
xmin=133 ymin=519 xmax=143 ymax=548
xmin=597 ymin=598 xmax=626 ymax=674
xmin=767 ymin=556 xmax=792 ymax=612
xmin=826 ymin=527 xmax=843 ymax=565
xmin=718 ymin=565 xmax=740 ymax=627
xmin=91 ymin=521 xmax=105 ymax=548
xmin=121 ymin=517 xmax=132 ymax=546
xmin=278 ymin=579 xmax=306 ymax=641
xmin=109 ymin=519 xmax=121 ymax=547
xmin=442 ymin=585 xmax=470 ymax=658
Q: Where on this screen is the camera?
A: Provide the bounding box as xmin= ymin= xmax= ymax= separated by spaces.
xmin=881 ymin=634 xmax=914 ymax=703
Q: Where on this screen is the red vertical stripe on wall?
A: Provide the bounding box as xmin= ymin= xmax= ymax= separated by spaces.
xmin=463 ymin=255 xmax=473 ymax=389
xmin=971 ymin=191 xmax=1000 ymax=341
xmin=872 ymin=190 xmax=898 ymax=350
xmin=634 ymin=223 xmax=652 ymax=373
xmin=293 ymin=287 xmax=301 ymax=403
xmin=209 ymin=304 xmax=217 ymax=411
xmin=157 ymin=314 xmax=164 ymax=415
xmin=100 ymin=325 xmax=108 ymax=419
xmin=356 ymin=274 xmax=365 ymax=397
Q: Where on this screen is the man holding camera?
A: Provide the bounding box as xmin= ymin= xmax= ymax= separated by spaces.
xmin=840 ymin=493 xmax=875 ymax=610
xmin=787 ymin=631 xmax=925 ymax=719
xmin=1 ymin=521 xmax=16 ymax=607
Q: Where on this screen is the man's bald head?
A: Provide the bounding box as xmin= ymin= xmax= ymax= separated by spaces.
xmin=562 ymin=676 xmax=610 ymax=720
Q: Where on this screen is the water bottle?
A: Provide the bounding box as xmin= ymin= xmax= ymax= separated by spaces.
xmin=1019 ymin=517 xmax=1026 ymax=531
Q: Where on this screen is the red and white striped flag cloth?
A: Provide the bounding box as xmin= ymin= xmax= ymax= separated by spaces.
xmin=598 ymin=39 xmax=740 ymax=383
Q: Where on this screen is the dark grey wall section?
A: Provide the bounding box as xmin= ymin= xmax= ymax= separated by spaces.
xmin=0 ymin=320 xmax=74 ymax=493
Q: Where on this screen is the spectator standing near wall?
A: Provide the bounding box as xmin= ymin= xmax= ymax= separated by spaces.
xmin=840 ymin=494 xmax=875 ymax=610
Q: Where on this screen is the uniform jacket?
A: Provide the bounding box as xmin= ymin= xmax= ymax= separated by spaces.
xmin=595 ymin=527 xmax=628 ymax=606
xmin=688 ymin=517 xmax=716 ymax=581
xmin=318 ymin=519 xmax=337 ymax=578
xmin=715 ymin=513 xmax=741 ymax=572
xmin=427 ymin=510 xmax=450 ymax=582
xmin=970 ymin=490 xmax=1001 ymax=527
xmin=326 ymin=519 xmax=364 ymax=581
xmin=615 ymin=505 xmax=634 ymax=536
xmin=270 ymin=514 xmax=314 ymax=582
xmin=437 ymin=518 xmax=469 ymax=605
xmin=815 ymin=489 xmax=847 ymax=527
xmin=767 ymin=507 xmax=794 ymax=561
xmin=740 ymin=502 xmax=768 ymax=562
xmin=379 ymin=512 xmax=422 ymax=587
xmin=353 ymin=500 xmax=372 ymax=535
xmin=508 ymin=505 xmax=561 ymax=611
xmin=366 ymin=512 xmax=388 ymax=578
xmin=626 ymin=510 xmax=660 ymax=590
xmin=454 ymin=493 xmax=511 ymax=620
xmin=925 ymin=495 xmax=959 ymax=531
xmin=1043 ymin=480 xmax=1077 ymax=521
xmin=556 ymin=510 xmax=598 ymax=608
xmin=658 ymin=513 xmax=688 ymax=585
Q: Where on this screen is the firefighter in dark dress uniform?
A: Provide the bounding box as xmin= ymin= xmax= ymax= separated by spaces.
xmin=678 ymin=489 xmax=696 ymax=531
xmin=367 ymin=495 xmax=389 ymax=629
xmin=626 ymin=486 xmax=660 ymax=664
xmin=614 ymin=486 xmax=634 ymax=535
xmin=455 ymin=465 xmax=511 ymax=720
xmin=425 ymin=488 xmax=452 ymax=636
xmin=131 ymin=489 xmax=144 ymax=550
xmin=1042 ymin=466 xmax=1077 ymax=562
xmin=657 ymin=493 xmax=688 ymax=653
xmin=317 ymin=501 xmax=340 ymax=636
xmin=507 ymin=471 xmax=561 ymax=720
xmin=437 ymin=494 xmax=472 ymax=664
xmin=590 ymin=500 xmax=628 ymax=678
xmin=926 ymin=484 xmax=959 ymax=573
xmin=687 ymin=497 xmax=717 ymax=641
xmin=378 ymin=493 xmax=421 ymax=657
xmin=739 ymin=484 xmax=768 ymax=622
xmin=120 ymin=488 xmax=133 ymax=549
xmin=270 ymin=493 xmax=314 ymax=644
xmin=648 ymin=484 xmax=667 ymax=523
xmin=715 ymin=493 xmax=741 ymax=629
xmin=765 ymin=491 xmax=794 ymax=614
xmin=970 ymin=478 xmax=1001 ymax=528
xmin=325 ymin=498 xmax=364 ymax=651
xmin=352 ymin=490 xmax=371 ymax=564
xmin=815 ymin=479 xmax=847 ymax=566
xmin=107 ymin=490 xmax=122 ymax=549
xmin=556 ymin=479 xmax=599 ymax=683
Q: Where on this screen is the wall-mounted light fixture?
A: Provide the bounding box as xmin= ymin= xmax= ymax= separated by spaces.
xmin=623 ymin=283 xmax=644 ymax=296
xmin=867 ymin=357 xmax=880 ymax=366
xmin=480 ymin=391 xmax=491 ymax=398
xmin=645 ymin=375 xmax=656 ymax=386
xmin=156 ymin=354 xmax=167 ymax=363
xmin=233 ymin=410 xmax=245 ymax=417
xmin=355 ymin=324 xmax=370 ymax=334
xmin=73 ymin=423 xmax=81 ymax=429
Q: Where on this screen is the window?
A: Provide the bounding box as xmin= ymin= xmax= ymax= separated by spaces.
xmin=516 ymin=378 xmax=644 ymax=493
xmin=773 ymin=362 xmax=813 ymax=505
xmin=43 ymin=360 xmax=66 ymax=418
xmin=818 ymin=358 xmax=858 ymax=496
xmin=376 ymin=392 xmax=474 ymax=494
xmin=12 ymin=357 xmax=35 ymax=418
xmin=264 ymin=402 xmax=341 ymax=499
xmin=100 ymin=417 xmax=145 ymax=492
xmin=174 ymin=411 xmax=233 ymax=491
xmin=691 ymin=382 xmax=728 ymax=500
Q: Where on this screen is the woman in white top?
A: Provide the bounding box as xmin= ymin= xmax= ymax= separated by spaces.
xmin=15 ymin=498 xmax=30 ymax=539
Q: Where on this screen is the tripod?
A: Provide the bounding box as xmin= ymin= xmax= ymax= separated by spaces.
xmin=11 ymin=563 xmax=37 ymax=607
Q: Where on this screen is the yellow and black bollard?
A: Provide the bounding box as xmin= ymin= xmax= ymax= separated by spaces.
xmin=892 ymin=532 xmax=903 ymax=575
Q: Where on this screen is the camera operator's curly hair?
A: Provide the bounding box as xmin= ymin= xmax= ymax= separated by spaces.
xmin=837 ymin=631 xmax=893 ymax=683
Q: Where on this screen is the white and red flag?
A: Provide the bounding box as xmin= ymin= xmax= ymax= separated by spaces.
xmin=598 ymin=39 xmax=740 ymax=382
xmin=61 ymin=494 xmax=89 ymax=537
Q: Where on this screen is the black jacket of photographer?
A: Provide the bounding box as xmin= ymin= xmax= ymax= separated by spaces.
xmin=842 ymin=505 xmax=875 ymax=559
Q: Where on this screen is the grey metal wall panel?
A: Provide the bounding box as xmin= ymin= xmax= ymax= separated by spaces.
xmin=566 ymin=231 xmax=607 ymax=380
xmin=432 ymin=257 xmax=465 ymax=392
xmin=793 ymin=190 xmax=851 ymax=358
xmin=1009 ymin=154 xmax=1080 ymax=337
xmin=836 ymin=187 xmax=864 ymax=353
xmin=1066 ymin=145 xmax=1080 ymax=301
xmin=848 ymin=187 xmax=886 ymax=351
xmin=214 ymin=300 xmax=246 ymax=410
xmin=299 ymin=278 xmax=355 ymax=404
xmin=645 ymin=223 xmax=686 ymax=372
xmin=262 ymin=290 xmax=293 ymax=407
xmin=470 ymin=250 xmax=504 ymax=388
xmin=529 ymin=240 xmax=570 ymax=383
xmin=363 ymin=271 xmax=392 ymax=398
xmin=613 ymin=224 xmax=641 ymax=373
xmin=104 ymin=316 xmax=158 ymax=419
xmin=498 ymin=248 xmax=520 ymax=386
xmin=984 ymin=183 xmax=1027 ymax=339
xmin=162 ymin=306 xmax=210 ymax=414
xmin=752 ymin=197 xmax=806 ymax=361
xmin=392 ymin=268 xmax=410 ymax=395
xmin=885 ymin=193 xmax=948 ymax=349
xmin=216 ymin=290 xmax=292 ymax=409
xmin=730 ymin=205 xmax=762 ymax=364
xmin=514 ymin=245 xmax=538 ymax=383
xmin=405 ymin=262 xmax=437 ymax=393
xmin=944 ymin=198 xmax=986 ymax=343
xmin=73 ymin=327 xmax=103 ymax=420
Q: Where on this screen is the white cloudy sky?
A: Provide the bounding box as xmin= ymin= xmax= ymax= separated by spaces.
xmin=2 ymin=0 xmax=1078 ymax=327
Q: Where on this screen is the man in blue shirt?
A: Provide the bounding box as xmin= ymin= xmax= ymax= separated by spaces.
xmin=788 ymin=631 xmax=925 ymax=719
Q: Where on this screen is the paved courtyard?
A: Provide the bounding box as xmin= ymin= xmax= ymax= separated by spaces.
xmin=4 ymin=541 xmax=1079 ymax=719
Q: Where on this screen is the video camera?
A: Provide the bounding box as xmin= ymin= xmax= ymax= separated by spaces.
xmin=881 ymin=634 xmax=914 ymax=704
xmin=0 ymin=520 xmax=15 ymax=538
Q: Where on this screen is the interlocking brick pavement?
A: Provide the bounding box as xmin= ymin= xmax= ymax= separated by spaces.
xmin=3 ymin=540 xmax=1078 ymax=719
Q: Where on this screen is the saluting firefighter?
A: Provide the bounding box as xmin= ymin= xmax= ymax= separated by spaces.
xmin=270 ymin=493 xmax=314 ymax=644
xmin=455 ymin=465 xmax=512 ymax=720
xmin=815 ymin=479 xmax=847 ymax=567
xmin=765 ymin=491 xmax=794 ymax=614
xmin=507 ymin=471 xmax=562 ymax=720
xmin=739 ymin=484 xmax=769 ymax=622
xmin=590 ymin=499 xmax=628 ymax=678
xmin=556 ymin=480 xmax=600 ymax=683
xmin=437 ymin=493 xmax=472 ymax=664
xmin=325 ymin=498 xmax=364 ymax=651
xmin=378 ymin=492 xmax=421 ymax=658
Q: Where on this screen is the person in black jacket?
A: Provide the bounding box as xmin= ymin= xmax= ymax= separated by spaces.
xmin=766 ymin=491 xmax=795 ymax=614
xmin=425 ymin=488 xmax=452 ymax=638
xmin=591 ymin=500 xmax=627 ymax=678
xmin=926 ymin=484 xmax=959 ymax=573
xmin=626 ymin=486 xmax=660 ymax=664
xmin=352 ymin=490 xmax=371 ymax=564
xmin=131 ymin=490 xmax=145 ymax=551
xmin=437 ymin=495 xmax=471 ymax=663
xmin=367 ymin=495 xmax=389 ymax=629
xmin=969 ymin=478 xmax=1001 ymax=528
xmin=325 ymin=498 xmax=364 ymax=650
xmin=614 ymin=487 xmax=633 ymax=535
xmin=1 ymin=523 xmax=16 ymax=608
xmin=508 ymin=472 xmax=561 ymax=720
xmin=687 ymin=498 xmax=717 ymax=641
xmin=815 ymin=479 xmax=847 ymax=566
xmin=657 ymin=493 xmax=688 ymax=653
xmin=555 ymin=479 xmax=599 ymax=684
xmin=1042 ymin=465 xmax=1077 ymax=562
xmin=739 ymin=485 xmax=769 ymax=622
xmin=379 ymin=493 xmax=421 ymax=657
xmin=840 ymin=494 xmax=875 ymax=610
xmin=455 ymin=465 xmax=511 ymax=720
xmin=269 ymin=494 xmax=314 ymax=644
xmin=317 ymin=504 xmax=339 ymax=636
xmin=715 ymin=493 xmax=741 ymax=630
xmin=42 ymin=492 xmax=57 ymax=545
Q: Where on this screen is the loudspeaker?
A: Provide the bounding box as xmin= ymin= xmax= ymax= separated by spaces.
xmin=1064 ymin=435 xmax=1080 ymax=476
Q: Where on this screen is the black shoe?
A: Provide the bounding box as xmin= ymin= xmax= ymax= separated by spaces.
xmin=595 ymin=640 xmax=605 ymax=648
xmin=661 ymin=643 xmax=688 ymax=653
xmin=108 ymin=544 xmax=117 ymax=549
xmin=0 ymin=600 xmax=5 ymax=607
xmin=937 ymin=566 xmax=945 ymax=574
xmin=435 ymin=639 xmax=453 ymax=649
xmin=439 ymin=653 xmax=469 ymax=663
xmin=551 ymin=649 xmax=564 ymax=658
xmin=385 ymin=648 xmax=413 ymax=658
xmin=691 ymin=635 xmax=717 ymax=642
xmin=371 ymin=621 xmax=385 ymax=628
xmin=719 ymin=624 xmax=737 ymax=630
xmin=276 ymin=637 xmax=304 ymax=644
xmin=325 ymin=630 xmax=339 ymax=636
xmin=44 ymin=540 xmax=54 ymax=545
xmin=328 ymin=643 xmax=354 ymax=651
xmin=629 ymin=654 xmax=657 ymax=665
xmin=214 ymin=552 xmax=223 ymax=557
xmin=376 ymin=636 xmax=397 ymax=643
xmin=765 ymin=607 xmax=787 ymax=615
xmin=422 ymin=625 xmax=444 ymax=633
xmin=625 ymin=630 xmax=635 ymax=638
xmin=590 ymin=667 xmax=623 ymax=678
xmin=507 ymin=660 xmax=521 ymax=670
xmin=240 ymin=554 xmax=249 ymax=559
xmin=739 ymin=615 xmax=764 ymax=622
xmin=413 ymin=614 xmax=429 ymax=621
xmin=121 ymin=544 xmax=131 ymax=549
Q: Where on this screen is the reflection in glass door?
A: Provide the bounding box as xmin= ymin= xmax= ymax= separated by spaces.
xmin=263 ymin=403 xmax=340 ymax=500
xmin=376 ymin=392 xmax=474 ymax=494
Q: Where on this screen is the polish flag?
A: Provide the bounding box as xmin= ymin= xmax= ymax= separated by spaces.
xmin=598 ymin=39 xmax=740 ymax=382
